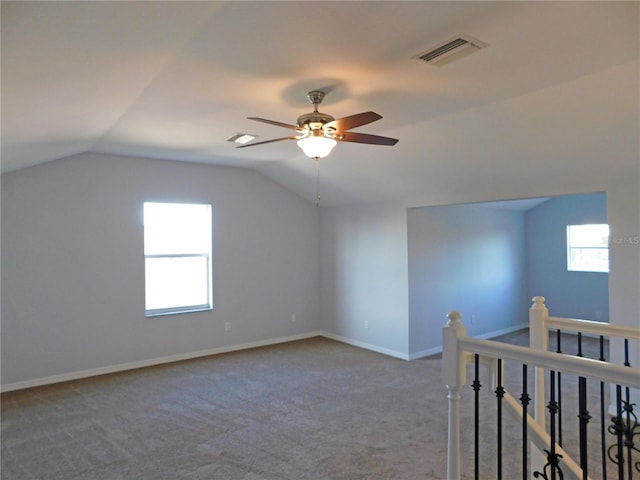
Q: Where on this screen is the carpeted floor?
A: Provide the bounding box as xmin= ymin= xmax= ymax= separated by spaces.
xmin=0 ymin=331 xmax=617 ymax=479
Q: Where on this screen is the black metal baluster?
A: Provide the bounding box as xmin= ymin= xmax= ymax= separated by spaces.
xmin=606 ymin=342 xmax=639 ymax=479
xmin=599 ymin=335 xmax=608 ymax=480
xmin=550 ymin=370 xmax=558 ymax=480
xmin=624 ymin=338 xmax=630 ymax=367
xmin=576 ymin=331 xmax=590 ymax=479
xmin=615 ymin=385 xmax=625 ymax=479
xmin=556 ymin=330 xmax=563 ymax=447
xmin=578 ymin=375 xmax=590 ymax=479
xmin=534 ymin=370 xmax=564 ymax=480
xmin=620 ymin=401 xmax=640 ymax=478
xmin=577 ymin=331 xmax=583 ymax=357
xmin=520 ymin=364 xmax=531 ymax=480
xmin=472 ymin=353 xmax=481 ymax=480
xmin=496 ymin=358 xmax=505 ymax=480
xmin=623 ymin=339 xmax=633 ymax=480
xmin=624 ymin=398 xmax=634 ymax=480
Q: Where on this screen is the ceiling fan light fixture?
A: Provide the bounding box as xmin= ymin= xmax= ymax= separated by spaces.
xmin=297 ymin=135 xmax=337 ymax=159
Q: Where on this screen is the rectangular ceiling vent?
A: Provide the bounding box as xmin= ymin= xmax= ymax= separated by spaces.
xmin=414 ymin=34 xmax=487 ymax=67
xmin=226 ymin=133 xmax=256 ymax=145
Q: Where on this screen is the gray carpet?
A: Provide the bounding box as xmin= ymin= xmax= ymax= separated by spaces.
xmin=0 ymin=332 xmax=618 ymax=479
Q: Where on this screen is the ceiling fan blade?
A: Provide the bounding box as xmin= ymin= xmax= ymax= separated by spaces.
xmin=236 ymin=136 xmax=298 ymax=148
xmin=247 ymin=117 xmax=299 ymax=130
xmin=325 ymin=111 xmax=382 ymax=131
xmin=338 ymin=131 xmax=398 ymax=146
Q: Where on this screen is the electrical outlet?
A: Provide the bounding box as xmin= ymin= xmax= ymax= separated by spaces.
xmin=471 ymin=314 xmax=476 ymax=325
xmin=291 ymin=314 xmax=297 ymax=323
xmin=225 ymin=322 xmax=231 ymax=332
xmin=364 ymin=320 xmax=369 ymax=329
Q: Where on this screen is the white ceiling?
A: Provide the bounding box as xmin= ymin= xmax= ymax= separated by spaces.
xmin=2 ymin=1 xmax=639 ymax=206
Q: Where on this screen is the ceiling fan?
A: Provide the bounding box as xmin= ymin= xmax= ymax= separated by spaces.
xmin=237 ymin=90 xmax=398 ymax=159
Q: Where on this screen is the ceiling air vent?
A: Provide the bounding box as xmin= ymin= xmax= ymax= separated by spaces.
xmin=414 ymin=34 xmax=487 ymax=67
xmin=226 ymin=133 xmax=256 ymax=145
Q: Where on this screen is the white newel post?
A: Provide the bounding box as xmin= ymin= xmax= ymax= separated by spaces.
xmin=443 ymin=311 xmax=467 ymax=480
xmin=529 ymin=296 xmax=548 ymax=427
xmin=529 ymin=296 xmax=549 ymax=479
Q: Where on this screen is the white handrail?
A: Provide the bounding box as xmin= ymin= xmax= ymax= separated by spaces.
xmin=546 ymin=315 xmax=640 ymax=340
xmin=459 ymin=336 xmax=640 ymax=387
xmin=530 ymin=296 xmax=640 ymax=341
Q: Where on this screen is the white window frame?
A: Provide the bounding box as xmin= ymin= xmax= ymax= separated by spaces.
xmin=144 ymin=202 xmax=213 ymax=316
xmin=566 ymin=224 xmax=609 ymax=273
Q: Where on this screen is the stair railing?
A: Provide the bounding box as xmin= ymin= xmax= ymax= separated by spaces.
xmin=443 ymin=297 xmax=640 ymax=480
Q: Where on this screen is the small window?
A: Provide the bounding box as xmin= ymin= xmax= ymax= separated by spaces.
xmin=144 ymin=202 xmax=213 ymax=316
xmin=567 ymin=224 xmax=609 ymax=273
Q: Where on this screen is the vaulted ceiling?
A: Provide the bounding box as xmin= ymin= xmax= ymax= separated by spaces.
xmin=2 ymin=1 xmax=638 ymax=206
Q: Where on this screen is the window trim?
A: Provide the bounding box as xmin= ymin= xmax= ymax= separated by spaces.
xmin=566 ymin=224 xmax=609 ymax=273
xmin=143 ymin=202 xmax=213 ymax=317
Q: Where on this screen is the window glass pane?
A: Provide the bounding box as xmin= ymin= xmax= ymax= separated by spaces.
xmin=145 ymin=256 xmax=210 ymax=311
xmin=568 ymin=247 xmax=609 ymax=273
xmin=144 ymin=203 xmax=211 ymax=255
xmin=567 ymin=224 xmax=609 ymax=248
xmin=567 ymin=223 xmax=609 ymax=272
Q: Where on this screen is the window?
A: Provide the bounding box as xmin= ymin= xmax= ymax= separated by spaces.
xmin=144 ymin=202 xmax=212 ymax=316
xmin=566 ymin=224 xmax=609 ymax=273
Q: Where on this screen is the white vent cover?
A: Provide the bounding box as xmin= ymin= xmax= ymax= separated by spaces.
xmin=226 ymin=133 xmax=256 ymax=144
xmin=414 ymin=34 xmax=487 ymax=67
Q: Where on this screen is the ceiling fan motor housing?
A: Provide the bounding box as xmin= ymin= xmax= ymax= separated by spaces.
xmin=297 ymin=111 xmax=335 ymax=131
xmin=297 ymin=90 xmax=336 ymax=136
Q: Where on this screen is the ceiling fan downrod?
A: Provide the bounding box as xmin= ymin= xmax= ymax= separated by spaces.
xmin=297 ymin=91 xmax=334 ymax=130
xmin=306 ymin=90 xmax=326 ymax=111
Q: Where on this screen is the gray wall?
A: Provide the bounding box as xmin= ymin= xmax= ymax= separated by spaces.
xmin=318 ymin=177 xmax=637 ymax=361
xmin=320 ymin=204 xmax=409 ymax=358
xmin=407 ymin=204 xmax=527 ymax=356
xmin=526 ymin=192 xmax=609 ymax=321
xmin=1 ymin=153 xmax=321 ymax=386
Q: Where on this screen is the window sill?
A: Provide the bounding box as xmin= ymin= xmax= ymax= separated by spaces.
xmin=145 ymin=306 xmax=213 ymax=317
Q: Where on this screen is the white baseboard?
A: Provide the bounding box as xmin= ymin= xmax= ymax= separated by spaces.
xmin=1 ymin=324 xmax=530 ymax=392
xmin=407 ymin=323 xmax=529 ymax=360
xmin=319 ymin=331 xmax=410 ymax=360
xmin=408 ymin=347 xmax=442 ymax=360
xmin=1 ymin=331 xmax=323 ymax=393
xmin=476 ymin=322 xmax=529 ymax=340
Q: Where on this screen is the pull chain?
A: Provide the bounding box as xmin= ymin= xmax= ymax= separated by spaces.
xmin=314 ymin=156 xmax=321 ymax=207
